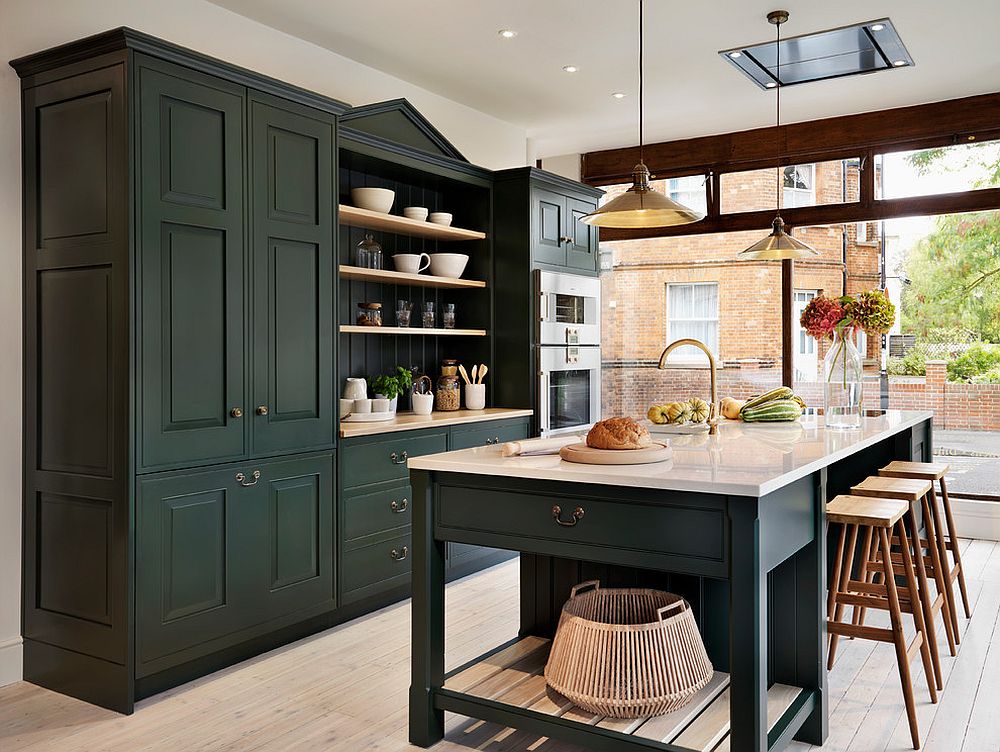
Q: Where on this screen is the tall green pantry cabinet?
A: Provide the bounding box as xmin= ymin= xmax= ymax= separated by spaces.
xmin=13 ymin=29 xmax=346 ymax=712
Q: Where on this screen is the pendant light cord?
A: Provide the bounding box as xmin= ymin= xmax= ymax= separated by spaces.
xmin=638 ymin=0 xmax=644 ymax=165
xmin=775 ymin=16 xmax=781 ymax=213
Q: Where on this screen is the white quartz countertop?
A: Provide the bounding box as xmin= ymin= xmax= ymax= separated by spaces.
xmin=407 ymin=410 xmax=934 ymax=497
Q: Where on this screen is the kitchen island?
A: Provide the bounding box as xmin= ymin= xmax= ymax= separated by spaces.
xmin=408 ymin=410 xmax=934 ymax=752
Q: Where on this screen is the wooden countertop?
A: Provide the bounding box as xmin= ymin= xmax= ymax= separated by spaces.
xmin=338 ymin=407 xmax=533 ymax=439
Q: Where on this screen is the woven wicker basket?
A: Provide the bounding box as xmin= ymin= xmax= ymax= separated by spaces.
xmin=544 ymin=581 xmax=713 ymax=718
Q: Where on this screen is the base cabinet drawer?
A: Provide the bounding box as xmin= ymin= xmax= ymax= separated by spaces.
xmin=343 ymin=431 xmax=447 ymax=488
xmin=341 ymin=533 xmax=412 ymax=605
xmin=343 ymin=484 xmax=412 ymax=544
xmin=450 ymin=419 xmax=530 ymax=450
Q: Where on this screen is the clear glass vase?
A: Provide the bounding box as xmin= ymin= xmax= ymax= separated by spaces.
xmin=823 ymin=328 xmax=864 ymax=429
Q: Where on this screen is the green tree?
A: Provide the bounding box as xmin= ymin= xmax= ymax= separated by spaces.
xmin=902 ymin=144 xmax=1000 ymax=342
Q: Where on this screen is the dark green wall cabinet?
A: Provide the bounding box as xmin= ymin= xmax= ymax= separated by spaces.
xmin=530 ymin=185 xmax=599 ymax=271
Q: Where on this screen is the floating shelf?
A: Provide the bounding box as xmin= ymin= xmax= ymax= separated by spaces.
xmin=340 ymin=325 xmax=487 ymax=337
xmin=339 ymin=265 xmax=486 ymax=290
xmin=441 ymin=636 xmax=805 ymax=752
xmin=339 ymin=205 xmax=486 ymax=241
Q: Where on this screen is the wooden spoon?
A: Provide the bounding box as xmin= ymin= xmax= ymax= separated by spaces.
xmin=458 ymin=364 xmax=472 ymax=385
xmin=470 ymin=364 xmax=478 ymax=384
xmin=478 ymin=364 xmax=489 ymax=384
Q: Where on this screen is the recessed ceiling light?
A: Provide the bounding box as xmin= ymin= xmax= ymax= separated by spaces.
xmin=497 ymin=29 xmax=517 ymax=39
xmin=612 ymin=91 xmax=627 ymax=99
xmin=765 ymin=81 xmax=777 ymax=88
xmin=562 ymin=65 xmax=579 ymax=73
xmin=893 ymin=59 xmax=907 ymax=66
xmin=728 ymin=51 xmax=742 ymax=59
xmin=870 ymin=23 xmax=885 ymax=32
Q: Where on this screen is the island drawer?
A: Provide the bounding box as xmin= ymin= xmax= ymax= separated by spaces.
xmin=342 ymin=431 xmax=447 ymax=489
xmin=341 ymin=532 xmax=412 ymax=604
xmin=343 ymin=484 xmax=412 ymax=544
xmin=437 ymin=486 xmax=726 ymax=563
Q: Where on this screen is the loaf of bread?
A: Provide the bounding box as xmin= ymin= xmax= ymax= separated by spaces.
xmin=586 ymin=417 xmax=652 ymax=450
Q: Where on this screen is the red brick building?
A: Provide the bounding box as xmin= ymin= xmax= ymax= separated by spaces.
xmin=600 ymin=161 xmax=882 ymax=417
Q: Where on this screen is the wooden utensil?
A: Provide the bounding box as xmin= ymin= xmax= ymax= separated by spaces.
xmin=458 ymin=364 xmax=471 ymax=385
xmin=478 ymin=364 xmax=488 ymax=384
xmin=471 ymin=364 xmax=478 ymax=384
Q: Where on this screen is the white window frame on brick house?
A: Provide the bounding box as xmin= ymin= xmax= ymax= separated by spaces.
xmin=783 ymin=164 xmax=816 ymax=208
xmin=665 ymin=282 xmax=719 ymax=365
xmin=667 ymin=175 xmax=708 ymax=215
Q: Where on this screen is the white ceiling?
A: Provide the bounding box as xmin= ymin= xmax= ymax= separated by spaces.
xmin=211 ymin=0 xmax=1000 ymax=159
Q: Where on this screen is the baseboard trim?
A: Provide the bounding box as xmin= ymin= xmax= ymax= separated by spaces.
xmin=952 ymin=497 xmax=1000 ymax=542
xmin=0 ymin=636 xmax=24 ymax=687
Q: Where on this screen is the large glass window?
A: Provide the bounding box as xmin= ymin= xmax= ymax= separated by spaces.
xmin=720 ymin=159 xmax=859 ymax=213
xmin=666 ymin=283 xmax=719 ymax=362
xmin=879 ymin=140 xmax=1000 ymax=199
xmin=666 ymin=175 xmax=708 ymax=215
xmin=783 ymin=164 xmax=816 ymax=207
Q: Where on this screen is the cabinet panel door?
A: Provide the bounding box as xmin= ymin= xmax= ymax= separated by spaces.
xmin=137 ymin=466 xmax=250 ymax=665
xmin=255 ymin=453 xmax=335 ymax=619
xmin=566 ymin=196 xmax=599 ymax=272
xmin=531 ymin=187 xmax=567 ymax=267
xmin=250 ymin=96 xmax=335 ymax=455
xmin=139 ymin=62 xmax=246 ymax=469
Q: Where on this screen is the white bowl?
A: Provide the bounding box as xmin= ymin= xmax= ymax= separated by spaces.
xmin=403 ymin=206 xmax=429 ymax=221
xmin=428 ymin=212 xmax=453 ymax=226
xmin=428 ymin=253 xmax=469 ymax=279
xmin=351 ymin=187 xmax=395 ymax=214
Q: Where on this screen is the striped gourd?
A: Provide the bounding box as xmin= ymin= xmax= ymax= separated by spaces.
xmin=741 ymin=386 xmax=794 ymax=411
xmin=741 ymin=399 xmax=803 ymax=422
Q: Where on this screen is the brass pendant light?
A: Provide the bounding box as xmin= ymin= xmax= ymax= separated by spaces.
xmin=737 ymin=10 xmax=819 ymax=260
xmin=581 ymin=0 xmax=704 ymax=228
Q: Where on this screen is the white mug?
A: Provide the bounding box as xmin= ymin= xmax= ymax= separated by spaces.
xmin=393 ymin=253 xmax=431 ymax=274
xmin=411 ymin=392 xmax=434 ymax=415
xmin=464 ymin=384 xmax=486 ymax=411
xmin=343 ymin=377 xmax=367 ymax=401
xmin=353 ymin=398 xmax=372 ymax=414
xmin=372 ymin=398 xmax=390 ymax=413
xmin=339 ymin=398 xmax=354 ymax=417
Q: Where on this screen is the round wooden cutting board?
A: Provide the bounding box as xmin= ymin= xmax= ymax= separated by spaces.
xmin=559 ymin=442 xmax=673 ymax=465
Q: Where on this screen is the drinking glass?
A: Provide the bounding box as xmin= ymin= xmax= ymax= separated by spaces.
xmin=443 ymin=303 xmax=456 ymax=329
xmin=396 ymin=300 xmax=413 ymax=327
xmin=422 ymin=301 xmax=436 ymax=329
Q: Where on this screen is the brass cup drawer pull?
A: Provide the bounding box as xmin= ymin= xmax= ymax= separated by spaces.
xmin=390 ymin=498 xmax=409 ymax=513
xmin=390 ymin=451 xmax=409 ymax=465
xmin=236 ymin=470 xmax=260 ymax=487
xmin=552 ymin=504 xmax=585 ymax=527
xmin=391 ymin=546 xmax=408 ymax=561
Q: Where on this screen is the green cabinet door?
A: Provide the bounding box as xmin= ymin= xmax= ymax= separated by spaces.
xmin=254 ymin=453 xmax=335 ymax=620
xmin=138 ymin=60 xmax=247 ymax=470
xmin=566 ymin=196 xmax=598 ymax=272
xmin=250 ymin=94 xmax=336 ymax=456
xmin=531 ymin=187 xmax=567 ymax=267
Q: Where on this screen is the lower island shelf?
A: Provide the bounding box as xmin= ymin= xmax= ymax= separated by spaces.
xmin=440 ymin=637 xmax=806 ymax=752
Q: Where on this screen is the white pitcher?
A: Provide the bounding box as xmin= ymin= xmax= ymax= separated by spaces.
xmin=343 ymin=377 xmax=367 ymax=401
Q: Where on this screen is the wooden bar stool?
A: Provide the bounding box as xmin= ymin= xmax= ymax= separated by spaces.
xmin=850 ymin=475 xmax=957 ymax=685
xmin=880 ymin=460 xmax=972 ymax=627
xmin=826 ymin=494 xmax=936 ymax=750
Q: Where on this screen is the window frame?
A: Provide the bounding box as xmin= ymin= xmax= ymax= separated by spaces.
xmin=783 ymin=163 xmax=816 ymax=208
xmin=665 ymin=281 xmax=720 ymax=365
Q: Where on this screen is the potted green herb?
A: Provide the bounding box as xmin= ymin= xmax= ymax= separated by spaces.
xmin=369 ymin=366 xmax=413 ymax=412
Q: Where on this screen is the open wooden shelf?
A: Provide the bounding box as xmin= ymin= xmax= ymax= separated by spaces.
xmin=339 ymin=205 xmax=486 ymax=241
xmin=340 ymin=325 xmax=486 ymax=337
xmin=339 ymin=265 xmax=486 ymax=290
xmin=440 ymin=636 xmax=804 ymax=752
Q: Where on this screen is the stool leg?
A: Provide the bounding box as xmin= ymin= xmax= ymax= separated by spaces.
xmin=852 ymin=526 xmax=875 ymax=630
xmin=940 ymin=478 xmax=972 ymax=619
xmin=828 ymin=523 xmax=858 ymax=670
xmin=906 ymin=501 xmax=945 ymax=690
xmin=897 ymin=520 xmax=938 ymax=705
xmin=922 ymin=491 xmax=958 ymax=652
xmin=880 ymin=526 xmax=921 ymax=750
xmin=828 ymin=523 xmax=846 ymax=623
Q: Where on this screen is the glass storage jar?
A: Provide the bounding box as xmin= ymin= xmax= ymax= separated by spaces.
xmin=356 ymin=302 xmax=383 ymax=327
xmin=355 ymin=233 xmax=382 ymax=269
xmin=435 ymin=359 xmax=461 ymax=411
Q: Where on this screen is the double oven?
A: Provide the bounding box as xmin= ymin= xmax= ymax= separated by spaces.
xmin=536 ymin=271 xmax=602 ymax=436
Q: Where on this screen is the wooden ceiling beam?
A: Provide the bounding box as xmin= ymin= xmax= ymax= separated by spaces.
xmin=582 ymin=92 xmax=1000 ymax=186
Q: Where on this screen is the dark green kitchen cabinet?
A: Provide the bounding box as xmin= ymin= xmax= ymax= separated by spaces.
xmin=527 ymin=177 xmax=600 ymax=272
xmin=566 ymin=195 xmax=599 ymax=271
xmin=139 ymin=61 xmax=248 ymax=470
xmin=136 ymin=452 xmax=334 ymax=674
xmin=250 ymin=94 xmax=336 ymax=455
xmin=531 ymin=186 xmax=568 ymax=267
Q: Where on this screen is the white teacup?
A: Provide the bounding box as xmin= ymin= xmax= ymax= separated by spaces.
xmin=428 ymin=212 xmax=453 ymax=226
xmin=372 ymin=398 xmax=390 ymax=413
xmin=339 ymin=398 xmax=354 ymax=417
xmin=403 ymin=206 xmax=429 ymax=221
xmin=393 ymin=253 xmax=431 ymax=274
xmin=353 ymin=398 xmax=372 ymax=414
xmin=412 ymin=392 xmax=434 ymax=415
xmin=464 ymin=384 xmax=486 ymax=411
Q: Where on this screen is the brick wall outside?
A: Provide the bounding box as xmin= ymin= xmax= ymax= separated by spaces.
xmin=602 ymin=360 xmax=1000 ymax=431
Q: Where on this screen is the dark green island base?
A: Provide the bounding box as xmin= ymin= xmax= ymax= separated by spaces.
xmin=407 ymin=411 xmax=933 ymax=752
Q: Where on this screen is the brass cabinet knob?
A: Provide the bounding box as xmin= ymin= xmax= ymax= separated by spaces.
xmin=256 ymin=405 xmax=269 ymax=416
xmin=230 ymin=407 xmax=243 ymax=418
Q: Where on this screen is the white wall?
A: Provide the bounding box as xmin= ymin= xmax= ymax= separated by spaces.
xmin=0 ymin=0 xmax=529 ymax=687
xmin=538 ymin=154 xmax=582 ymax=182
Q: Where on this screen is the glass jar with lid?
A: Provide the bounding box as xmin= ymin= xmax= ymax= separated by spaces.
xmin=355 ymin=233 xmax=382 ymax=269
xmin=435 ymin=359 xmax=461 ymax=411
xmin=356 ymin=302 xmax=383 ymax=327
